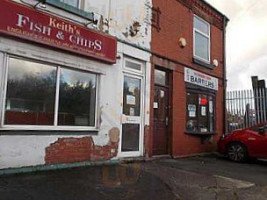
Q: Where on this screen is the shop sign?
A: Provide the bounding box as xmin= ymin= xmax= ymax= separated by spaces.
xmin=0 ymin=0 xmax=117 ymax=63
xmin=184 ymin=67 xmax=218 ymax=91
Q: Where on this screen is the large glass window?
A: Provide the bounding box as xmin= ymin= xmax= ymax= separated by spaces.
xmin=186 ymin=91 xmax=215 ymax=133
xmin=58 ymin=68 xmax=96 ymax=126
xmin=5 ymin=58 xmax=57 ymax=125
xmin=4 ymin=57 xmax=97 ymax=128
xmin=193 ymin=16 xmax=210 ymax=63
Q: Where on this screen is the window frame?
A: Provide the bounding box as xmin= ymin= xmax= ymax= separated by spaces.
xmin=60 ymin=0 xmax=81 ymax=9
xmin=193 ymin=15 xmax=211 ymax=64
xmin=185 ymin=88 xmax=216 ymax=135
xmin=123 ymin=57 xmax=144 ymax=76
xmin=0 ymin=55 xmax=99 ymax=131
xmin=43 ymin=0 xmax=93 ymax=21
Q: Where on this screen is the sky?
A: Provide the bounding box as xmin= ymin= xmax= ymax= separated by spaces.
xmin=206 ymin=0 xmax=267 ymax=90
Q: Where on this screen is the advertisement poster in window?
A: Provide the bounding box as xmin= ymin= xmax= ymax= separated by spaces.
xmin=201 ymin=106 xmax=206 ymax=116
xmin=126 ymin=95 xmax=136 ymax=105
xmin=130 ymin=107 xmax=135 ymax=116
xmin=188 ymin=104 xmax=196 ymax=118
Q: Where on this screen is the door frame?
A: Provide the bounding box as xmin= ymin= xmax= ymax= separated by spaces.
xmin=152 ymin=66 xmax=173 ymax=156
xmin=118 ymin=57 xmax=145 ymax=158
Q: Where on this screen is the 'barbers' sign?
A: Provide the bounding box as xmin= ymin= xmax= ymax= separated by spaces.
xmin=184 ymin=68 xmax=218 ymax=91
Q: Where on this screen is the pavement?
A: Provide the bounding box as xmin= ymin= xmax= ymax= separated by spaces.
xmin=1 ymin=154 xmax=267 ymax=200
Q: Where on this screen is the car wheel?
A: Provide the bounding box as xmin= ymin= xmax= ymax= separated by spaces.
xmin=227 ymin=143 xmax=248 ymax=162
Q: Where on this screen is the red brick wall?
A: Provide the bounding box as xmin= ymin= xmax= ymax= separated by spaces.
xmin=152 ymin=0 xmax=224 ymax=79
xmin=150 ymin=0 xmax=225 ymax=157
xmin=45 ymin=128 xmax=120 ymax=164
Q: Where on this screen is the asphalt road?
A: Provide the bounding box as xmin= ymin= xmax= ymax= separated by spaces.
xmin=159 ymin=154 xmax=267 ymax=186
xmin=1 ymin=154 xmax=267 ymax=200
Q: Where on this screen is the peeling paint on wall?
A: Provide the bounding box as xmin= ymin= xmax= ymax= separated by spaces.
xmin=45 ymin=128 xmax=120 ymax=164
xmin=84 ymin=0 xmax=152 ymax=49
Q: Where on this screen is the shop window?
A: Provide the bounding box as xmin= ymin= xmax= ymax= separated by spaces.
xmin=193 ymin=15 xmax=210 ymax=63
xmin=5 ymin=58 xmax=57 ymax=126
xmin=59 ymin=0 xmax=79 ymax=8
xmin=3 ymin=57 xmax=97 ymax=129
xmin=186 ymin=91 xmax=215 ymax=133
xmin=58 ymin=68 xmax=96 ymax=126
xmin=45 ymin=0 xmax=93 ymax=21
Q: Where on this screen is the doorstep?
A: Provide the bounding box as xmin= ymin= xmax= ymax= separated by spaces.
xmin=151 ymin=155 xmax=172 ymax=160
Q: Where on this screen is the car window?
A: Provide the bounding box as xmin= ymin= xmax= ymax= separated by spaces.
xmin=250 ymin=123 xmax=267 ymax=132
xmin=250 ymin=126 xmax=259 ymax=132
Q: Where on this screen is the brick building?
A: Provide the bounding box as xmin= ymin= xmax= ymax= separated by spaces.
xmin=0 ymin=0 xmax=228 ymax=171
xmin=148 ymin=0 xmax=228 ymax=157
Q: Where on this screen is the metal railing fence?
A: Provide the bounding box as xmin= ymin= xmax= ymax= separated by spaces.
xmin=226 ymin=88 xmax=267 ymax=133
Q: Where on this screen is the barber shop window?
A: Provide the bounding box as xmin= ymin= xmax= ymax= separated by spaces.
xmin=186 ymin=91 xmax=215 ymax=134
xmin=3 ymin=57 xmax=97 ymax=129
xmin=193 ymin=15 xmax=210 ymax=63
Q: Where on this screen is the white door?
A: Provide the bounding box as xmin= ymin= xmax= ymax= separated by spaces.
xmin=119 ymin=59 xmax=144 ymax=157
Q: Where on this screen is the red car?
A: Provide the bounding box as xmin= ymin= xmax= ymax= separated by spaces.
xmin=218 ymin=122 xmax=267 ymax=162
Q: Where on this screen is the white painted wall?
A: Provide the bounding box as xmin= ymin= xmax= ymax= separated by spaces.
xmin=0 ymin=0 xmax=151 ymax=169
xmin=84 ymin=0 xmax=152 ymax=49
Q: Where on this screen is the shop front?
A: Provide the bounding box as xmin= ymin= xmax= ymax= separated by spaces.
xmin=150 ymin=58 xmax=222 ymax=157
xmin=0 ymin=0 xmax=151 ymax=170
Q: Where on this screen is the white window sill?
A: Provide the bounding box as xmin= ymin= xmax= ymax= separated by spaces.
xmin=193 ymin=57 xmax=214 ymax=69
xmin=0 ymin=126 xmax=99 ymax=132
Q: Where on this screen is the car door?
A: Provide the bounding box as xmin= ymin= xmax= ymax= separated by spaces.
xmin=245 ymin=125 xmax=267 ymax=158
xmin=258 ymin=125 xmax=267 ymax=158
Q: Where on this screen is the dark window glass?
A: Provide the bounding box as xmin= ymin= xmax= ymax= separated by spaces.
xmin=154 ymin=69 xmax=166 ymax=86
xmin=250 ymin=123 xmax=267 ymax=132
xmin=4 ymin=58 xmax=98 ymax=128
xmin=125 ymin=61 xmax=141 ymax=71
xmin=60 ymin=0 xmax=79 ymax=7
xmin=209 ymin=96 xmax=215 ymax=132
xmin=123 ymin=76 xmax=141 ymax=116
xmin=186 ymin=93 xmax=198 ymax=132
xmin=122 ymin=124 xmax=140 ymax=152
xmin=5 ymin=58 xmax=57 ymax=125
xmin=186 ymin=91 xmax=215 ymax=133
xmin=58 ymin=68 xmax=97 ymax=126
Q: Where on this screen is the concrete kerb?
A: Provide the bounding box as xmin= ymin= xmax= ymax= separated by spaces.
xmin=0 ymin=152 xmax=221 ymax=177
xmin=0 ymin=159 xmax=120 ymax=176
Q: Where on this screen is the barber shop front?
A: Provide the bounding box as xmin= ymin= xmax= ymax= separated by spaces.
xmin=0 ymin=0 xmax=151 ymax=170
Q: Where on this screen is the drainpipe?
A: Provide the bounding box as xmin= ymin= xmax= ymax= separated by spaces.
xmin=223 ymin=16 xmax=229 ymax=135
xmin=108 ymin=0 xmax=112 ymax=32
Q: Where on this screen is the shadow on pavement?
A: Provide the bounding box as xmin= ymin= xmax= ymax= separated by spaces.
xmin=0 ymin=163 xmax=177 ymax=200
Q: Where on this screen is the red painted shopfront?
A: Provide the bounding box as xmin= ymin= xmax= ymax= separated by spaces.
xmin=0 ymin=0 xmax=117 ymax=128
xmin=0 ymin=0 xmax=117 ymax=64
